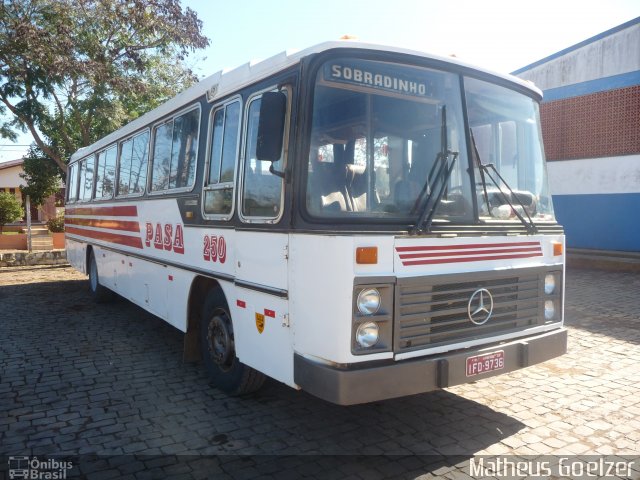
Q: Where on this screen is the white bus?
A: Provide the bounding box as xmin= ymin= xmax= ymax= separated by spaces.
xmin=65 ymin=40 xmax=567 ymax=405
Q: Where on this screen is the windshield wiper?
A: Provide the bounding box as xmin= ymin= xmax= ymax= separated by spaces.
xmin=470 ymin=129 xmax=538 ymax=234
xmin=410 ymin=106 xmax=459 ymax=235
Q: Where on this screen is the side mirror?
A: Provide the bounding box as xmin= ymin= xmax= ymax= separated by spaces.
xmin=256 ymin=91 xmax=287 ymax=162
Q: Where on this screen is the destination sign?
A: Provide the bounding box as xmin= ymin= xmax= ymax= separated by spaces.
xmin=323 ymin=60 xmax=433 ymax=98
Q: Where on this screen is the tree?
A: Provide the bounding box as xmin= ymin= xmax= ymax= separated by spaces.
xmin=0 ymin=191 xmax=24 ymax=232
xmin=0 ymin=0 xmax=209 ymax=173
xmin=19 ymin=145 xmax=62 ymax=207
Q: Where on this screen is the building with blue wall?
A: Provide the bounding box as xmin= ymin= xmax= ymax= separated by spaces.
xmin=513 ymin=17 xmax=640 ymax=252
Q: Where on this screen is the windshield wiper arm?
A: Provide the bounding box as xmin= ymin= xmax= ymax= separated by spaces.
xmin=470 ymin=129 xmax=538 ymax=234
xmin=479 ymin=163 xmax=538 ymax=233
xmin=410 ymin=106 xmax=459 ymax=235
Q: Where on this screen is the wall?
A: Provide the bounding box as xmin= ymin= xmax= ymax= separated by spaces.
xmin=514 ymin=18 xmax=640 ymax=252
xmin=0 ymin=162 xmax=25 ymax=189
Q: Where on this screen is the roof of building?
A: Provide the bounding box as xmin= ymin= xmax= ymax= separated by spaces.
xmin=70 ymin=40 xmax=541 ymax=163
xmin=512 ymin=16 xmax=640 ymax=75
xmin=0 ymin=158 xmax=24 ymax=170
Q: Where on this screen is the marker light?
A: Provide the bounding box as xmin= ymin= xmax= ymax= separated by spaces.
xmin=356 ymin=322 xmax=379 ymax=348
xmin=356 ymin=288 xmax=381 ymax=315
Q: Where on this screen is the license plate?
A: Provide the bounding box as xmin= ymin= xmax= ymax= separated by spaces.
xmin=466 ymin=350 xmax=505 ymax=377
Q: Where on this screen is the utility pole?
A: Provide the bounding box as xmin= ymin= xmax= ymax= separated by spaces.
xmin=26 ymin=195 xmax=32 ymax=252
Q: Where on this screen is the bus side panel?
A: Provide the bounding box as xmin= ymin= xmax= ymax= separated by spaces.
xmin=232 ymin=290 xmax=294 ymax=387
xmin=92 ymin=246 xmax=191 ymax=332
xmin=129 ymin=257 xmax=168 ymax=321
xmin=165 ymin=266 xmax=192 ymax=332
xmin=234 ymin=232 xmax=288 ymax=290
xmin=94 ymin=246 xmax=120 ymax=292
xmin=66 ymin=237 xmax=87 ymax=274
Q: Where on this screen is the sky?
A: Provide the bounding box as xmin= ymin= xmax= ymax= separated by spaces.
xmin=1 ymin=0 xmax=638 ymax=163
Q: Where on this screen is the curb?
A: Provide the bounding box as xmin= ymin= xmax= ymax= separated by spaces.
xmin=0 ymin=249 xmax=68 ymax=268
xmin=567 ymin=248 xmax=640 ymax=273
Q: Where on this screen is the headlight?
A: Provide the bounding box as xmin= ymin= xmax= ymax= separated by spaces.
xmin=356 ymin=322 xmax=379 ymax=348
xmin=544 ymin=300 xmax=556 ymax=320
xmin=357 ymin=288 xmax=381 ymax=315
xmin=544 ymin=274 xmax=556 ymax=294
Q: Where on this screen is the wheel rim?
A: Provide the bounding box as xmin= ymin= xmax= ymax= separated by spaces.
xmin=206 ymin=311 xmax=234 ymax=372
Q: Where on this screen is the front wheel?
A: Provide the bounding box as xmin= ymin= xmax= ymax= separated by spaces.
xmin=200 ymin=289 xmax=265 ymax=395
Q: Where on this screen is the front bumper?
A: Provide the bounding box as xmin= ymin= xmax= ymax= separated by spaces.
xmin=294 ymin=328 xmax=567 ymax=405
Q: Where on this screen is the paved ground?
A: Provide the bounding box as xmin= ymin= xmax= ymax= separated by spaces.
xmin=0 ymin=265 xmax=639 ymax=479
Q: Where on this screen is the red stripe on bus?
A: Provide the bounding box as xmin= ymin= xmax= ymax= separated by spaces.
xmin=65 ymin=217 xmax=140 ymax=232
xmin=65 ymin=205 xmax=138 ymax=217
xmin=398 ymin=246 xmax=542 ymax=260
xmin=401 ymin=252 xmax=543 ymax=266
xmin=66 ymin=226 xmax=143 ymax=249
xmin=395 ymin=241 xmax=540 ymax=252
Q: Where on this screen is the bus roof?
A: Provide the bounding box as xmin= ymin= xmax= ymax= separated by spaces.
xmin=69 ymin=40 xmax=542 ymax=163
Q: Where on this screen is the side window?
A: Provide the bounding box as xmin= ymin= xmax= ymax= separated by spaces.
xmin=204 ymin=100 xmax=241 ymax=217
xmin=67 ymin=163 xmax=78 ymax=202
xmin=241 ymin=91 xmax=287 ymax=219
xmin=151 ymin=122 xmax=172 ymax=191
xmin=95 ymin=145 xmax=117 ymax=199
xmin=78 ymin=156 xmax=95 ymax=201
xmin=150 ymin=106 xmax=200 ymax=192
xmin=118 ymin=130 xmax=149 ymax=197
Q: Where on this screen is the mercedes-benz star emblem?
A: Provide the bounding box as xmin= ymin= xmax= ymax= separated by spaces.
xmin=467 ymin=288 xmax=494 ymax=325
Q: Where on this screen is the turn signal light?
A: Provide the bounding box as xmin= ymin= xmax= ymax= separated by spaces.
xmin=356 ymin=247 xmax=378 ymax=264
xmin=552 ymin=242 xmax=563 ymax=256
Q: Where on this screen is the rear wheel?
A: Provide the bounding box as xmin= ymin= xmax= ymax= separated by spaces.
xmin=88 ymin=250 xmax=113 ymax=303
xmin=200 ymin=289 xmax=265 ymax=395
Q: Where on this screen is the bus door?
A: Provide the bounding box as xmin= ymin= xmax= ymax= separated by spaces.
xmin=232 ymin=89 xmax=295 ymax=386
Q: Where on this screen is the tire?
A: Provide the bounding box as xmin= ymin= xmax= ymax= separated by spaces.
xmin=200 ymin=288 xmax=265 ymax=395
xmin=88 ymin=250 xmax=113 ymax=303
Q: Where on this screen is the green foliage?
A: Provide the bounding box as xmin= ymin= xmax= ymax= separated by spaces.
xmin=0 ymin=192 xmax=24 ymax=232
xmin=46 ymin=214 xmax=65 ymax=232
xmin=19 ymin=145 xmax=63 ymax=207
xmin=0 ymin=0 xmax=210 ymax=172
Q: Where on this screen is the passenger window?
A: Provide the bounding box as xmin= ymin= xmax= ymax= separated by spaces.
xmin=95 ymin=145 xmax=117 ymax=199
xmin=150 ymin=106 xmax=200 ymax=192
xmin=204 ymin=100 xmax=240 ymax=216
xmin=78 ymin=156 xmax=95 ymax=201
xmin=241 ymin=92 xmax=287 ymax=219
xmin=118 ymin=131 xmax=149 ymax=196
xmin=67 ymin=163 xmax=78 ymax=202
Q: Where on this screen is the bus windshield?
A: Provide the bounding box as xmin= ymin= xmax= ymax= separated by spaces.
xmin=465 ymin=77 xmax=555 ymax=222
xmin=305 ymin=58 xmax=555 ymax=226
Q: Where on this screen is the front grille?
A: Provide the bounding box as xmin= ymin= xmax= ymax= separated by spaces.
xmin=394 ymin=269 xmax=545 ymax=353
